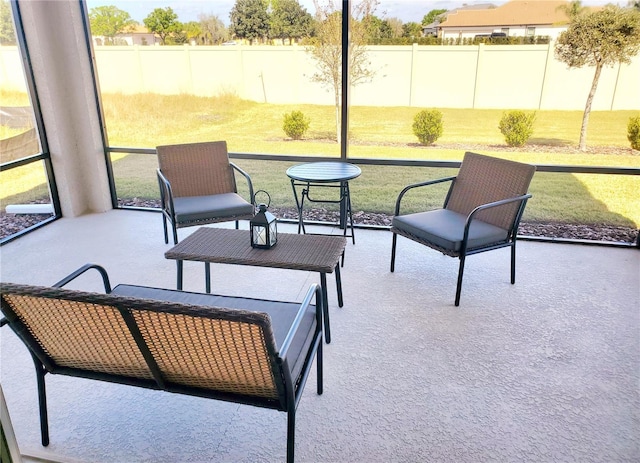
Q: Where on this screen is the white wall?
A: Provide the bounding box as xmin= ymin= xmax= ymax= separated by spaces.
xmin=440 ymin=26 xmax=567 ymax=40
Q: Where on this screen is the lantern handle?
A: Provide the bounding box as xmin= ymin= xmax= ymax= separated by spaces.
xmin=253 ymin=190 xmax=271 ymax=209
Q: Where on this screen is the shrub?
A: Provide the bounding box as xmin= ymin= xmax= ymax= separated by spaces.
xmin=282 ymin=110 xmax=310 ymax=140
xmin=498 ymin=110 xmax=536 ymax=147
xmin=627 ymin=115 xmax=640 ymax=150
xmin=412 ymin=109 xmax=443 ymax=145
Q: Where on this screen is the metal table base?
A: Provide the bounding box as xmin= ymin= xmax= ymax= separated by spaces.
xmin=286 ymin=162 xmax=361 ymax=245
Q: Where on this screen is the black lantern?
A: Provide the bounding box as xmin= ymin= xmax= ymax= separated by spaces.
xmin=250 ymin=191 xmax=277 ymax=249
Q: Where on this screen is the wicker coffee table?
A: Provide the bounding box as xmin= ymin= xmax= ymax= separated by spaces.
xmin=165 ymin=227 xmax=347 ymax=343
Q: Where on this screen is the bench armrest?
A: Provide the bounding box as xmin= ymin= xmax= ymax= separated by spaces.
xmin=1 ymin=264 xmax=112 ymax=327
xmin=52 ymin=263 xmax=112 ymax=292
xmin=279 ymin=284 xmax=322 ymax=362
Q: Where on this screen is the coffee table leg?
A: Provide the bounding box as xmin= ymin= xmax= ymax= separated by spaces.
xmin=320 ymin=272 xmax=331 ymax=344
xmin=334 ymin=264 xmax=343 ymax=307
xmin=176 ymin=260 xmax=183 ymax=290
xmin=205 ymin=262 xmax=211 ymax=293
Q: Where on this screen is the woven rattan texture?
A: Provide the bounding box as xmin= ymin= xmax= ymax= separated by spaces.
xmin=132 ymin=310 xmax=278 ymax=398
xmin=157 ymin=141 xmax=237 ymax=197
xmin=166 ymin=228 xmax=346 ymax=273
xmin=1 ymin=293 xmax=153 ymax=379
xmin=446 ymin=152 xmax=535 ymax=230
xmin=0 ymin=284 xmax=285 ymax=396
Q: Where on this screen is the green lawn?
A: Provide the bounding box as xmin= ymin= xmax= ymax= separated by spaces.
xmin=107 ymin=156 xmax=638 ymax=228
xmin=2 ymin=91 xmax=639 ymax=228
xmin=101 ymin=92 xmax=639 ymax=156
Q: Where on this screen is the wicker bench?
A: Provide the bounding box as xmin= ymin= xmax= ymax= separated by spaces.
xmin=0 ymin=264 xmax=324 ymax=463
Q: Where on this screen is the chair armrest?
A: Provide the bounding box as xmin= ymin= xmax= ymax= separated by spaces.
xmin=156 ymin=169 xmax=176 ymax=217
xmin=394 ymin=176 xmax=456 ymax=216
xmin=465 ymin=193 xmax=532 ymax=223
xmin=52 ymin=263 xmax=112 ymax=292
xmin=231 ymin=162 xmax=255 ymax=206
xmin=462 ymin=193 xmax=533 ymax=246
xmin=278 ymin=284 xmax=323 ymax=362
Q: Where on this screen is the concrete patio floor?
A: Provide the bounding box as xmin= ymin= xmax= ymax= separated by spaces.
xmin=1 ymin=209 xmax=638 ymax=463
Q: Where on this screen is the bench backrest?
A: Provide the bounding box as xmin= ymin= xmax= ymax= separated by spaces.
xmin=0 ymin=283 xmax=283 ymax=405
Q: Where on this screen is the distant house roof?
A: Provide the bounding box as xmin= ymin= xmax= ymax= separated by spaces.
xmin=104 ymin=24 xmax=158 ymax=46
xmin=128 ymin=24 xmax=152 ymax=34
xmin=424 ymin=3 xmax=497 ymax=30
xmin=422 ymin=3 xmax=497 ymax=35
xmin=440 ymin=0 xmax=572 ymax=29
xmin=449 ymin=3 xmax=499 ymax=14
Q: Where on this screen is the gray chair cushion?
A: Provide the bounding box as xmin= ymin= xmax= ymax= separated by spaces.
xmin=173 ymin=193 xmax=254 ymax=224
xmin=392 ymin=209 xmax=508 ymax=252
xmin=111 ymin=285 xmax=316 ymax=382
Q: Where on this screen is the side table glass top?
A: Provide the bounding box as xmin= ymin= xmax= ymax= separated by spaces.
xmin=286 ymin=162 xmax=361 ymax=183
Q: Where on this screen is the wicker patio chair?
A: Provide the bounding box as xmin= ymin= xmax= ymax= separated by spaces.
xmin=390 ymin=152 xmax=536 ymax=306
xmin=156 ymin=141 xmax=255 ymax=244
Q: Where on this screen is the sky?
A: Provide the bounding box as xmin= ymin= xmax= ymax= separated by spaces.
xmin=85 ymin=0 xmax=619 ymax=26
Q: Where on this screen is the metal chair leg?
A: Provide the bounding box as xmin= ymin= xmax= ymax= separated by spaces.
xmin=317 ymin=340 xmax=323 ymax=395
xmin=511 ymin=242 xmax=517 ymax=284
xmin=455 ymin=254 xmax=466 ymax=306
xmin=31 ymin=354 xmax=49 ymax=446
xmin=390 ymin=233 xmax=398 ymax=272
xmin=287 ymin=409 xmax=295 ymax=463
xmin=162 ymin=215 xmax=168 ymax=244
xmin=171 ymin=221 xmax=178 ymax=245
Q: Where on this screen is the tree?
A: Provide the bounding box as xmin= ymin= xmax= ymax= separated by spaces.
xmin=422 ymin=9 xmax=446 ymax=26
xmin=270 ymin=0 xmax=313 ymax=44
xmin=362 ymin=14 xmax=393 ymax=43
xmin=143 ymin=7 xmax=182 ymax=45
xmin=555 ymin=5 xmax=640 ymax=150
xmin=307 ymin=0 xmax=377 ymax=142
xmin=229 ymin=0 xmax=270 ymax=45
xmin=0 ymin=0 xmax=15 ymax=45
xmin=402 ymin=21 xmax=422 ymax=39
xmin=198 ymin=13 xmax=228 ymax=45
xmin=89 ymin=5 xmax=136 ymax=45
xmin=386 ymin=17 xmax=403 ymax=38
xmin=183 ymin=21 xmax=202 ymax=44
xmin=556 ymin=0 xmax=586 ymax=20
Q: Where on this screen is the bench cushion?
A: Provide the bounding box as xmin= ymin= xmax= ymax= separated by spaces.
xmin=173 ymin=193 xmax=254 ymax=224
xmin=111 ymin=285 xmax=317 ymax=385
xmin=392 ymin=209 xmax=508 ymax=252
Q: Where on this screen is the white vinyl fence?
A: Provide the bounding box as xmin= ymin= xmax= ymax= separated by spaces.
xmin=1 ymin=43 xmax=639 ymax=110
